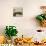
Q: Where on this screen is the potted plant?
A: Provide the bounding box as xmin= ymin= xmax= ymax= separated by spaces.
xmin=36 ymin=6 xmax=46 ymax=27
xmin=5 ymin=26 xmax=18 ymax=43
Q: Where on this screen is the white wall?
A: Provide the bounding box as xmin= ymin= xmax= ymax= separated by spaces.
xmin=0 ymin=0 xmax=46 ymax=39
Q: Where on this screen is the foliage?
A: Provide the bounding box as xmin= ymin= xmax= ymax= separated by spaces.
xmin=36 ymin=14 xmax=46 ymax=21
xmin=5 ymin=26 xmax=18 ymax=39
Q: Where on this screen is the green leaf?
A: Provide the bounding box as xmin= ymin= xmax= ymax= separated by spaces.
xmin=5 ymin=26 xmax=18 ymax=39
xmin=36 ymin=15 xmax=44 ymax=21
xmin=44 ymin=15 xmax=46 ymax=20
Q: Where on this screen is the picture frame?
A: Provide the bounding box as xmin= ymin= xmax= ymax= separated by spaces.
xmin=13 ymin=7 xmax=23 ymax=17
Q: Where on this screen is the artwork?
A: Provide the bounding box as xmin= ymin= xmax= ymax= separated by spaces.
xmin=13 ymin=7 xmax=23 ymax=17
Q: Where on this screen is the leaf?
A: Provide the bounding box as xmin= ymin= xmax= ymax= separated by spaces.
xmin=44 ymin=15 xmax=46 ymax=20
xmin=36 ymin=15 xmax=44 ymax=21
xmin=5 ymin=26 xmax=18 ymax=38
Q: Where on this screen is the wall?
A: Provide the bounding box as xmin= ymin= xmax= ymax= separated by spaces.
xmin=0 ymin=0 xmax=46 ymax=40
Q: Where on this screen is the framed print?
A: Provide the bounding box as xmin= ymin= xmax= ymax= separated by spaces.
xmin=13 ymin=7 xmax=23 ymax=17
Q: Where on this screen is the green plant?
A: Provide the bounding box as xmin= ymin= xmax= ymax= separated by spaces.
xmin=36 ymin=14 xmax=46 ymax=21
xmin=5 ymin=26 xmax=18 ymax=39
